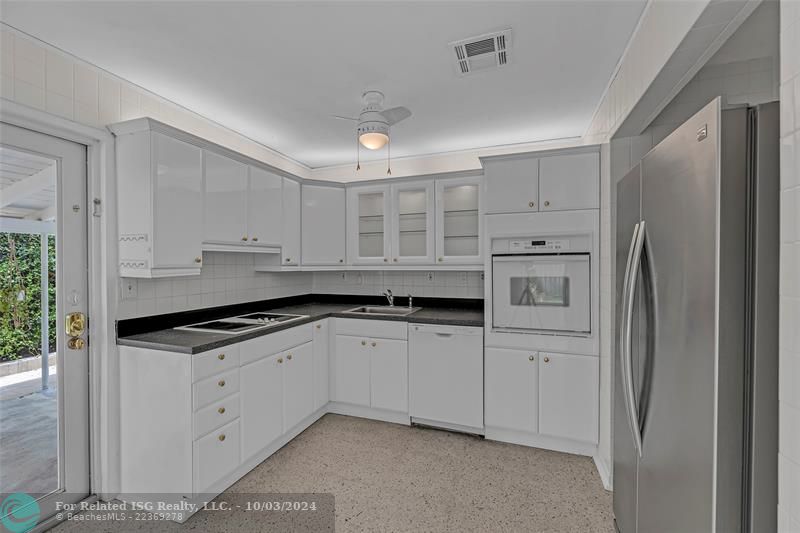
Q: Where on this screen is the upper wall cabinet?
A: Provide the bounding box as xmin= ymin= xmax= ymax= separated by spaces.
xmin=203 ymin=153 xmax=283 ymax=251
xmin=435 ymin=176 xmax=482 ymax=264
xmin=483 ymin=154 xmax=539 ymax=214
xmin=482 ymin=149 xmax=600 ymax=214
xmin=302 ymin=184 xmax=346 ymax=266
xmin=112 ymin=119 xmax=204 ymax=278
xmin=347 ymin=185 xmax=392 ymax=265
xmin=538 ymin=152 xmax=599 ymax=211
xmin=391 ymin=181 xmax=435 ymax=264
xmin=281 ymin=178 xmax=301 ymax=266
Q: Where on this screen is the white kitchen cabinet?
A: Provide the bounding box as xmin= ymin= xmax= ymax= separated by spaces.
xmin=240 ymin=353 xmax=283 ymax=461
xmin=203 ymin=151 xmax=249 ymax=245
xmin=484 ymin=347 xmax=538 ymax=432
xmin=282 ymin=341 xmax=314 ymax=432
xmin=333 ymin=335 xmax=371 ymax=406
xmin=302 ymin=185 xmax=346 ymax=265
xmin=369 ymin=338 xmax=408 ymax=413
xmin=538 ymin=152 xmax=599 ymax=211
xmin=312 ymin=320 xmax=330 ymax=410
xmin=435 ymin=176 xmax=483 ymax=264
xmin=391 ymin=181 xmax=434 ymax=264
xmin=113 ymin=120 xmax=204 ymax=278
xmin=281 ymin=178 xmax=301 ymax=266
xmin=247 ymin=166 xmax=283 ymax=246
xmin=193 ymin=418 xmax=240 ymax=494
xmin=347 ymin=184 xmax=391 ymax=265
xmin=538 ymin=352 xmax=599 ymax=444
xmin=482 ymin=154 xmax=539 ymax=214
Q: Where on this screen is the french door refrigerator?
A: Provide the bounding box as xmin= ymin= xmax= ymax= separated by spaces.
xmin=613 ymin=98 xmax=778 ymax=533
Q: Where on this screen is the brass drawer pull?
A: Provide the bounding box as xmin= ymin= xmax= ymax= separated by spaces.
xmin=543 ymin=356 xmax=550 ymax=363
xmin=316 ymin=324 xmax=321 ymax=329
xmin=371 ymin=342 xmax=377 ymax=347
xmin=529 ymin=355 xmax=535 ymax=361
xmin=218 ymin=434 xmax=226 ymax=442
xmin=218 ymin=353 xmax=225 ymax=360
xmin=278 ymin=357 xmax=283 ymax=363
xmin=218 ymin=407 xmax=226 ymax=414
xmin=287 ymin=354 xmax=292 ymax=360
xmin=361 ymin=340 xmax=366 ymax=346
xmin=218 ymin=380 xmax=226 ymax=387
xmin=529 ymin=201 xmax=535 ymax=208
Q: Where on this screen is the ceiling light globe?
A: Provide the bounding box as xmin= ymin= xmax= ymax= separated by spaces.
xmin=359 ymin=132 xmax=389 ymax=150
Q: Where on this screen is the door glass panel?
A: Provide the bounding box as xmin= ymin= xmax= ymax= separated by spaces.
xmin=358 ymin=192 xmax=384 ymax=258
xmin=0 ymin=146 xmax=59 ymax=496
xmin=442 ymin=184 xmax=478 ymax=256
xmin=397 ymin=189 xmax=427 ymax=257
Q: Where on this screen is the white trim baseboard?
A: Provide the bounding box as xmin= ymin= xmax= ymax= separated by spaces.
xmin=484 ymin=426 xmax=598 ymax=457
xmin=593 ymin=454 xmax=613 ymax=491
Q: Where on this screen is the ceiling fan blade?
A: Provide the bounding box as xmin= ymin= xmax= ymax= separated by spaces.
xmin=380 ymin=106 xmax=412 ymax=125
xmin=330 ymin=115 xmax=358 ymax=121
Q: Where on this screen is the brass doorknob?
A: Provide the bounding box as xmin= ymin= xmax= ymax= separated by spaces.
xmin=67 ymin=337 xmax=85 ymax=350
xmin=218 ymin=380 xmax=226 ymax=387
xmin=218 ymin=407 xmax=226 ymax=414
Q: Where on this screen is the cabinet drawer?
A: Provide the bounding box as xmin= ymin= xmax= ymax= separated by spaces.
xmin=239 ymin=324 xmax=313 ymax=365
xmin=193 ymin=345 xmax=240 ymax=382
xmin=193 ymin=418 xmax=240 ymax=494
xmin=194 ymin=392 xmax=240 ymax=439
xmin=334 ymin=318 xmax=407 ymax=340
xmin=194 ymin=368 xmax=240 ymax=410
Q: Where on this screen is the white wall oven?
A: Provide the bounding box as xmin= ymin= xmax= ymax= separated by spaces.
xmin=491 ymin=235 xmax=592 ymax=335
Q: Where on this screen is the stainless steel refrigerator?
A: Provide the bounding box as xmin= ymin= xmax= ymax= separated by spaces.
xmin=613 ymin=98 xmax=779 ymax=533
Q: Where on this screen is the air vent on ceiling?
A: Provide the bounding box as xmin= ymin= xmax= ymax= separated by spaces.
xmin=450 ymin=28 xmax=512 ymax=76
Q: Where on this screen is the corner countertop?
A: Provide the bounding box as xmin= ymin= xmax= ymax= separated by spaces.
xmin=117 ymin=297 xmax=484 ymax=355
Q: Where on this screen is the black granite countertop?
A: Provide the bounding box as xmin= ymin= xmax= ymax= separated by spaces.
xmin=117 ymin=294 xmax=484 ymax=354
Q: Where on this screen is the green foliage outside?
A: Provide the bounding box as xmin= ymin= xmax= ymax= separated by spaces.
xmin=0 ymin=233 xmax=56 ymax=362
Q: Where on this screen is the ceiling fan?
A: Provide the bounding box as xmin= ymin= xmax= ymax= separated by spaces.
xmin=332 ymin=90 xmax=412 ymax=173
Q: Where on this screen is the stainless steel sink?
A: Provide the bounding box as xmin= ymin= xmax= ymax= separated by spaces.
xmin=342 ymin=306 xmax=421 ymax=317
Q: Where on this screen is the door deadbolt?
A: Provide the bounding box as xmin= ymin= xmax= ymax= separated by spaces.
xmin=65 ymin=312 xmax=86 ymax=337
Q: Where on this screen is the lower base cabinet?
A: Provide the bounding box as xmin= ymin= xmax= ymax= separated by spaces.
xmin=485 ymin=347 xmax=598 ymax=445
xmin=333 ymin=333 xmax=408 ymax=413
xmin=283 ymin=341 xmax=314 ymax=432
xmin=194 ymin=419 xmax=241 ymax=494
xmin=240 ymin=354 xmax=283 ymax=461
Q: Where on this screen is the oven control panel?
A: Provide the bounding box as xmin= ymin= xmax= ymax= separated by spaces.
xmin=509 ymin=239 xmax=570 ymax=251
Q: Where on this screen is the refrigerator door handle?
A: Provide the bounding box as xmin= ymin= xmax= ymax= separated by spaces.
xmin=622 ymin=220 xmax=646 ymax=457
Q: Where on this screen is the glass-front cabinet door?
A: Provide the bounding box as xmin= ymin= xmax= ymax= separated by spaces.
xmin=347 ymin=185 xmax=391 ymax=264
xmin=435 ymin=176 xmax=483 ymax=264
xmin=391 ymin=181 xmax=434 ymax=264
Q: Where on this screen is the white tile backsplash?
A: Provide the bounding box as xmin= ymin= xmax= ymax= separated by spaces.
xmin=311 ymin=270 xmax=483 ymax=300
xmin=117 ymin=252 xmax=312 ymax=319
xmin=780 ymin=1 xmax=800 ymax=529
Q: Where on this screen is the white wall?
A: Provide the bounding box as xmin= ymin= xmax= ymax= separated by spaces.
xmin=778 ymin=1 xmax=800 ymax=530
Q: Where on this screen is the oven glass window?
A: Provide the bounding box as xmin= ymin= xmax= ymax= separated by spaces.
xmin=510 ymin=276 xmax=570 ymax=306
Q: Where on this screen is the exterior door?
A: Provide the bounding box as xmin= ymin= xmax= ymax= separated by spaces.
xmin=0 ymin=122 xmax=90 ymax=527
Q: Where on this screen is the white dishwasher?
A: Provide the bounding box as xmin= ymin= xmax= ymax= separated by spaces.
xmin=408 ymin=324 xmax=484 ymax=433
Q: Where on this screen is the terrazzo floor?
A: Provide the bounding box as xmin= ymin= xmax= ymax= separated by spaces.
xmin=54 ymin=414 xmax=614 ymax=532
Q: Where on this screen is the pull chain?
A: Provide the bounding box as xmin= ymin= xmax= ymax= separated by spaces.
xmin=386 ymin=135 xmax=392 ymax=175
xmin=356 ymin=132 xmax=361 ymax=171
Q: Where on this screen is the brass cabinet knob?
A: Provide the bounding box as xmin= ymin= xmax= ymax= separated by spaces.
xmin=218 ymin=407 xmax=226 ymax=414
xmin=383 ymin=258 xmax=388 ymax=262
xmin=218 ymin=434 xmax=226 ymax=442
xmin=218 ymin=379 xmax=226 ymax=387
xmin=544 ymin=356 xmax=550 ymax=363
xmin=529 ymin=201 xmax=535 ymax=208
xmin=218 ymin=353 xmax=225 ymax=360
xmin=278 ymin=357 xmax=283 ymax=363
xmin=529 ymin=355 xmax=535 ymax=361
xmin=371 ymin=342 xmax=376 ymax=347
xmin=393 ymin=258 xmax=398 ymax=262
xmin=438 ymin=257 xmax=443 ymax=262
xmin=339 ymin=259 xmax=344 ymax=263
xmin=252 ymin=237 xmax=258 ymax=242
xmin=316 ymin=324 xmax=321 ymax=329
xmin=361 ymin=340 xmax=366 ymax=346
xmin=195 ymin=257 xmax=202 ymax=263
xmin=285 ymin=258 xmax=291 ymax=262
xmin=241 ymin=236 xmax=248 ymax=241
xmin=287 ymin=354 xmax=292 ymax=360
xmin=544 ymin=201 xmax=550 ymax=207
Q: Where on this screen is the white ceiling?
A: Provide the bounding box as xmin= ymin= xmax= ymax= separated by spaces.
xmin=1 ymin=1 xmax=646 ymax=168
